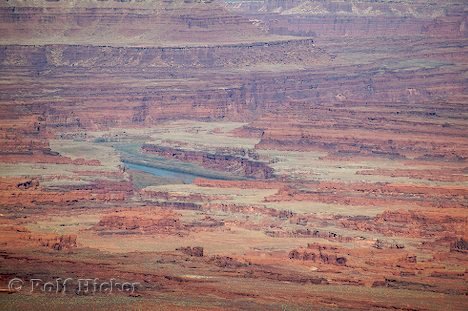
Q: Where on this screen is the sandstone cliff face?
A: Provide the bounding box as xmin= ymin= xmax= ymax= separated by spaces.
xmin=142 ymin=144 xmax=274 ymax=179
xmin=94 ymin=211 xmax=186 ymax=235
xmin=0 ymin=39 xmax=322 ymax=68
xmin=0 ymin=1 xmax=467 ymax=310
xmin=289 ymin=244 xmax=347 ymax=266
xmin=225 ymin=0 xmax=467 ymax=38
xmin=218 ymin=1 xmax=467 ymax=159
xmin=176 ymin=246 xmax=204 ymax=257
xmin=0 ymin=40 xmax=330 ymax=130
xmin=0 ymin=1 xmax=267 ymax=46
xmin=1 ymin=1 xmax=465 ymax=139
xmin=341 ymin=209 xmax=467 ymax=238
xmin=252 ymin=14 xmax=466 ymax=39
xmin=22 ymin=233 xmax=77 ymax=251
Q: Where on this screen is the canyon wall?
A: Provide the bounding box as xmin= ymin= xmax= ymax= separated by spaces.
xmin=0 ymin=1 xmax=466 ymax=310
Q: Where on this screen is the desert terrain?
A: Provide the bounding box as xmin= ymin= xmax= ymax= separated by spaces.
xmin=0 ymin=0 xmax=467 ymax=310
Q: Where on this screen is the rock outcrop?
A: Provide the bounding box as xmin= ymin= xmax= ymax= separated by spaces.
xmin=176 ymin=246 xmax=204 ymax=257
xmin=142 ymin=144 xmax=274 ymax=179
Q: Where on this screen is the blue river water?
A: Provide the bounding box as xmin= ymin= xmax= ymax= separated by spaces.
xmin=124 ymin=162 xmax=200 ymax=183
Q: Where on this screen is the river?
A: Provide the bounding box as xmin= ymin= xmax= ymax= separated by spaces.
xmin=124 ymin=162 xmax=203 ymax=183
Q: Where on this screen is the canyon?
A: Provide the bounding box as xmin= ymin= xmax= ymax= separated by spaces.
xmin=0 ymin=0 xmax=467 ymax=310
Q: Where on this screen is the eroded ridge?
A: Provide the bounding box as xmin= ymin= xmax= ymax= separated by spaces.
xmin=0 ymin=0 xmax=467 ymax=310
